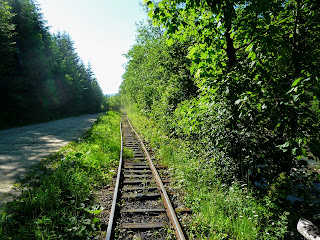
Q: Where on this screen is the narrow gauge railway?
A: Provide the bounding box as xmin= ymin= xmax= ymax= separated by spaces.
xmin=105 ymin=116 xmax=187 ymax=240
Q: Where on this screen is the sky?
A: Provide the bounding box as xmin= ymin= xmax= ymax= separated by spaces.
xmin=36 ymin=0 xmax=147 ymax=95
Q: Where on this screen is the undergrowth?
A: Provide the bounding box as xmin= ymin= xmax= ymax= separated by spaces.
xmin=126 ymin=109 xmax=292 ymax=240
xmin=0 ymin=111 xmax=121 ymax=240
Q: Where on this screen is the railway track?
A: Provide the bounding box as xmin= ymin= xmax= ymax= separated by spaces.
xmin=105 ymin=116 xmax=187 ymax=240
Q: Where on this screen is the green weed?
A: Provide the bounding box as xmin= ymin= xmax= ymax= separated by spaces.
xmin=126 ymin=110 xmax=290 ymax=239
xmin=0 ymin=111 xmax=121 ymax=239
xmin=123 ymin=147 xmax=134 ymax=158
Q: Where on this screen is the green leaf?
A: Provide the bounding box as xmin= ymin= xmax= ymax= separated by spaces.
xmin=278 ymin=141 xmax=290 ymax=152
xmin=250 ymin=52 xmax=256 ymax=60
xmin=93 ymin=209 xmax=102 ymax=215
xmin=92 ymin=218 xmax=100 ymax=224
xmin=148 ymin=2 xmax=155 ymax=9
xmin=291 ymin=147 xmax=297 ymax=155
xmin=188 ymin=47 xmax=197 ymax=57
xmin=82 ymin=219 xmax=91 ymax=225
xmin=291 ymin=78 xmax=301 ymax=87
xmin=245 ymin=43 xmax=254 ymax=52
xmin=167 ymin=38 xmax=174 ymax=46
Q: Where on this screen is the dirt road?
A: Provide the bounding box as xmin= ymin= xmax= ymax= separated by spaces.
xmin=0 ymin=114 xmax=101 ymax=205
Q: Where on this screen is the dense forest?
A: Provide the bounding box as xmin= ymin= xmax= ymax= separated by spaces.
xmin=0 ymin=0 xmax=319 ymax=238
xmin=121 ymin=0 xmax=320 ymax=238
xmin=0 ymin=0 xmax=106 ymax=129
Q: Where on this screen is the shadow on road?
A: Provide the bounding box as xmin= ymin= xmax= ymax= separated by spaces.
xmin=0 ymin=113 xmax=101 ymax=206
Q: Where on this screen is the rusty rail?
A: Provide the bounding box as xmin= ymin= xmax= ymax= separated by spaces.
xmin=105 ymin=117 xmax=123 ymax=240
xmin=126 ymin=116 xmax=186 ymax=240
xmin=105 ymin=116 xmax=186 ymax=240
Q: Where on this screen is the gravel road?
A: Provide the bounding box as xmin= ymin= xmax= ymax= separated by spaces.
xmin=0 ymin=114 xmax=101 ymax=205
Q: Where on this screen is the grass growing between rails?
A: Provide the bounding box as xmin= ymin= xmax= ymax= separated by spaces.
xmin=127 ymin=110 xmax=292 ymax=239
xmin=0 ymin=111 xmax=121 ymax=240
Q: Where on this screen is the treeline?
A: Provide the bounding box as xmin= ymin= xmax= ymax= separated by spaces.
xmin=0 ymin=0 xmax=106 ymax=129
xmin=121 ymin=0 xmax=320 ymax=214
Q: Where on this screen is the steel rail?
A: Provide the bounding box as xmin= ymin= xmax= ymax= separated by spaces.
xmin=105 ymin=117 xmax=123 ymax=240
xmin=126 ymin=116 xmax=186 ymax=240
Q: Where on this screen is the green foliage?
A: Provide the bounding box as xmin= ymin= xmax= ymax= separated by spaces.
xmin=121 ymin=1 xmax=320 ymax=238
xmin=120 ymin=20 xmax=198 ymax=134
xmin=127 ymin=111 xmax=291 ymax=239
xmin=137 ymin=0 xmax=320 ymax=186
xmin=107 ymin=94 xmax=121 ymax=111
xmin=0 ymin=111 xmax=121 ymax=239
xmin=0 ymin=0 xmax=16 ymax=73
xmin=0 ymin=0 xmax=105 ymax=129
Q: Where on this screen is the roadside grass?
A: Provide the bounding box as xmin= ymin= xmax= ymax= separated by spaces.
xmin=0 ymin=111 xmax=121 ymax=240
xmin=126 ymin=110 xmax=290 ymax=239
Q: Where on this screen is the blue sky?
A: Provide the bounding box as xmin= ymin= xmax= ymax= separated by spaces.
xmin=36 ymin=0 xmax=147 ymax=95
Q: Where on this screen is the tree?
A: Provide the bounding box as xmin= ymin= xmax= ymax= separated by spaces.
xmin=143 ymin=0 xmax=320 ymax=185
xmin=0 ymin=0 xmax=105 ymax=128
xmin=0 ymin=0 xmax=16 ymax=74
xmin=121 ymin=21 xmax=198 ymax=133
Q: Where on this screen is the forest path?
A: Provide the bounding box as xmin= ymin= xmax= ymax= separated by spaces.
xmin=0 ymin=114 xmax=100 ymax=206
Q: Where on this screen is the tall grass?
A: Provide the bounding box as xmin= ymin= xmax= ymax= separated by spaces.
xmin=127 ymin=110 xmax=290 ymax=239
xmin=0 ymin=111 xmax=121 ymax=239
